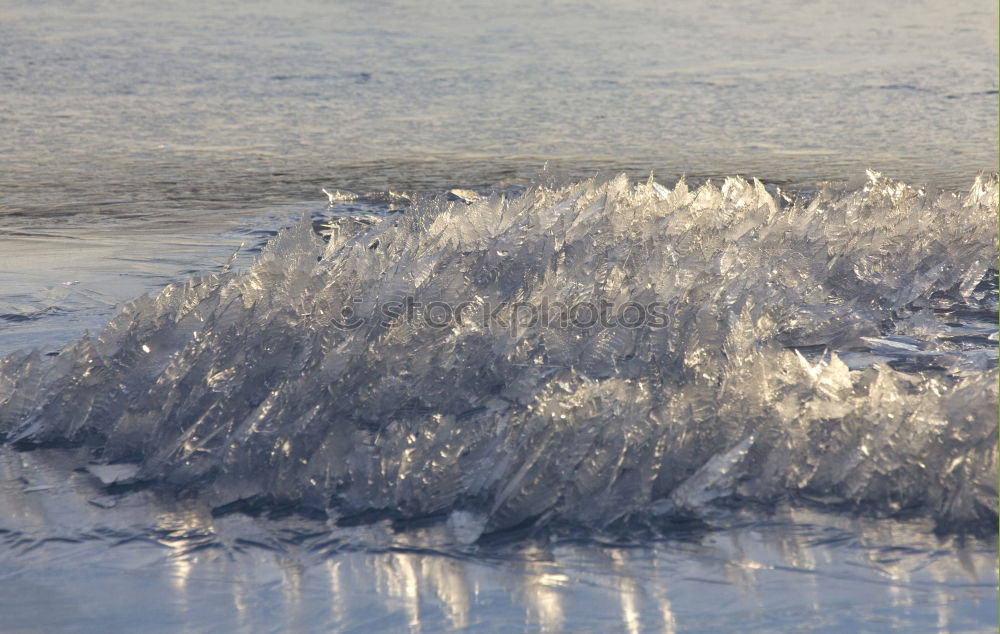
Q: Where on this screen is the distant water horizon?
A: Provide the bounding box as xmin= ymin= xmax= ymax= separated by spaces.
xmin=2 ymin=0 xmax=996 ymax=219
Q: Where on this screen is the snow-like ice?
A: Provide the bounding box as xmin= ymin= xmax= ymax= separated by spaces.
xmin=0 ymin=172 xmax=996 ymax=532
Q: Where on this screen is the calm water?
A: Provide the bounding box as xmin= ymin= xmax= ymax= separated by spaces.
xmin=1 ymin=0 xmax=996 ymax=211
xmin=0 ymin=0 xmax=997 ymax=631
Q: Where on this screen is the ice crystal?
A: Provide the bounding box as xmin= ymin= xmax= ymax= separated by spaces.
xmin=1 ymin=173 xmax=996 ymax=531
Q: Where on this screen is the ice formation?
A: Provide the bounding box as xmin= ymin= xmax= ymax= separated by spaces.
xmin=0 ymin=172 xmax=996 ymax=532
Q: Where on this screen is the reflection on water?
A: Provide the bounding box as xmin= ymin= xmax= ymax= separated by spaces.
xmin=520 ymin=545 xmax=567 ymax=632
xmin=0 ymin=448 xmax=994 ymax=632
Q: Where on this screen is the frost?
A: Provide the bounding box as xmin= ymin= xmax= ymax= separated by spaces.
xmin=86 ymin=463 xmax=141 ymax=486
xmin=446 ymin=189 xmax=482 ymax=204
xmin=669 ymin=435 xmax=756 ymax=512
xmin=0 ymin=174 xmax=996 ymax=532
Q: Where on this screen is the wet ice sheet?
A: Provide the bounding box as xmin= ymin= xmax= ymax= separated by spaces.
xmin=0 ymin=448 xmax=995 ymax=633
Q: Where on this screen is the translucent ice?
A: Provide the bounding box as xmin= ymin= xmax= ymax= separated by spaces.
xmin=0 ymin=173 xmax=996 ymax=532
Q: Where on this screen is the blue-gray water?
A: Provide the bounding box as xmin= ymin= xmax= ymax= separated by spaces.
xmin=1 ymin=1 xmax=997 ymax=632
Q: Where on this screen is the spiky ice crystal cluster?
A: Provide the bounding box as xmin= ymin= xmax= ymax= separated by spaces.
xmin=1 ymin=172 xmax=996 ymax=532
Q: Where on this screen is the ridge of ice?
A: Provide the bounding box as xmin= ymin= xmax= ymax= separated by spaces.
xmin=1 ymin=173 xmax=996 ymax=532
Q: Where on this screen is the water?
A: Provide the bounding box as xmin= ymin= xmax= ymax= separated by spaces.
xmin=1 ymin=0 xmax=997 ymax=631
xmin=2 ymin=0 xmax=996 ymax=209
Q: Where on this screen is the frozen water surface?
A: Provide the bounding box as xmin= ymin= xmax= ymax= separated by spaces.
xmin=0 ymin=0 xmax=997 ymax=630
xmin=0 ymin=446 xmax=995 ymax=633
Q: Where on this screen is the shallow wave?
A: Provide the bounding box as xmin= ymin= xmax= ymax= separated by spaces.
xmin=1 ymin=172 xmax=996 ymax=533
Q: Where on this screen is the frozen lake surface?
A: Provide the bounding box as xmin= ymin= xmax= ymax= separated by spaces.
xmin=0 ymin=0 xmax=997 ymax=631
